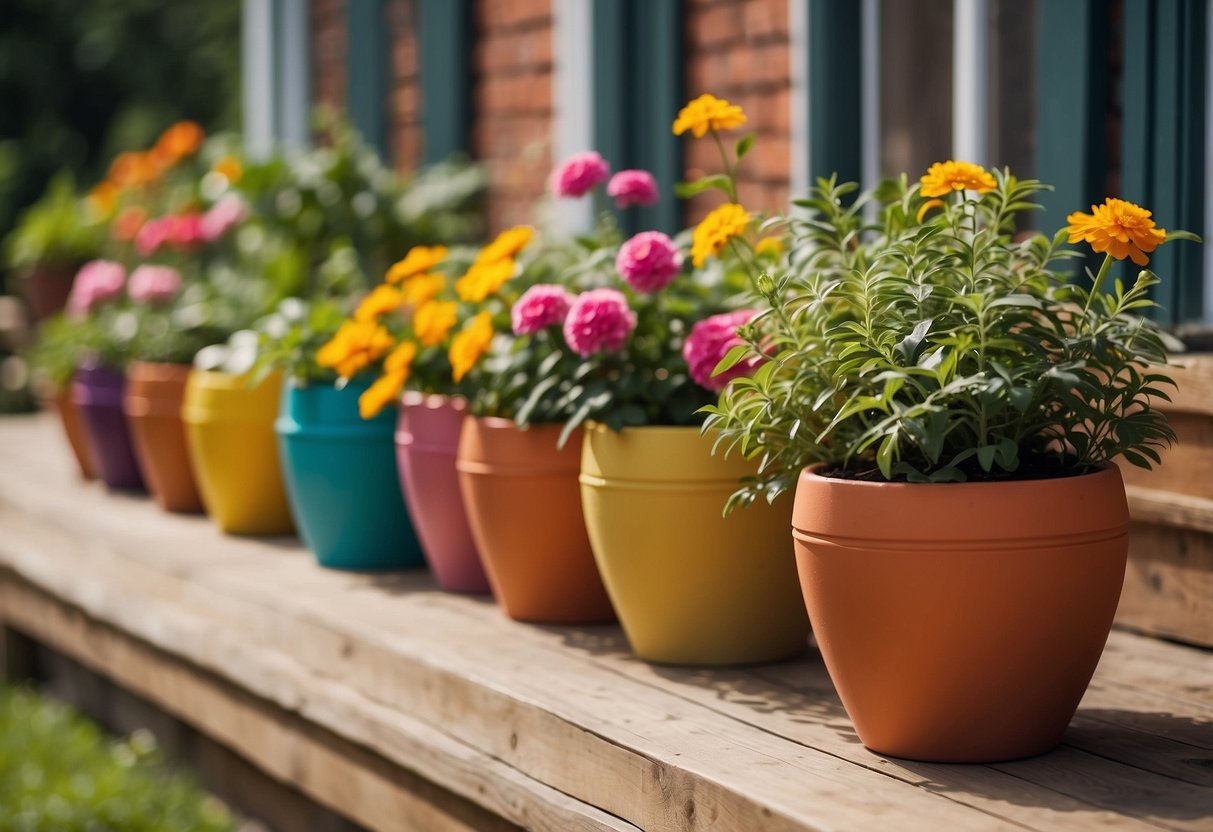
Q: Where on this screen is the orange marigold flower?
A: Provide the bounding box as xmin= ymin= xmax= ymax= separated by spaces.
xmin=919 ymin=161 xmax=997 ymax=198
xmin=691 ymin=203 xmax=751 ymax=267
xmin=358 ymin=369 xmax=408 ymax=420
xmin=449 ymin=312 xmax=494 ymax=383
xmin=400 ymin=273 xmax=445 ymax=307
xmin=413 ymin=300 xmax=459 ymax=347
xmin=916 ymin=198 xmax=946 ymax=223
xmin=672 ymin=94 xmax=747 ymax=138
xmin=475 ymin=225 xmax=535 ymax=265
xmin=354 ymin=284 xmax=404 ymax=322
xmin=111 ymin=206 xmax=148 ymax=242
xmin=155 ymin=121 xmax=205 ymax=162
xmin=213 ymin=156 xmax=243 ymax=184
xmin=386 ymin=245 xmax=448 ymax=284
xmin=316 ymin=320 xmax=394 ymax=379
xmin=108 ymin=151 xmax=155 ymax=189
xmin=455 ymin=258 xmax=515 ymax=303
xmin=384 ymin=340 xmax=417 ymax=374
xmin=87 ymin=182 xmax=120 ymax=218
xmin=1067 ymin=197 xmax=1166 ymax=267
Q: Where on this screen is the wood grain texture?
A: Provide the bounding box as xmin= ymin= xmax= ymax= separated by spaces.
xmin=2 ymin=414 xmax=1212 ymax=831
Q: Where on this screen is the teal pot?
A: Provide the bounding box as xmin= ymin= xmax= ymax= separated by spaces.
xmin=275 ymin=379 xmax=424 ymax=571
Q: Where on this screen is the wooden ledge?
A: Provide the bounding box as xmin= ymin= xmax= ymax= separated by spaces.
xmin=1 ymin=415 xmax=1211 ymax=831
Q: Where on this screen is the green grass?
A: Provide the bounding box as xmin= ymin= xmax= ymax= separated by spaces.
xmin=0 ymin=685 xmax=237 ymax=831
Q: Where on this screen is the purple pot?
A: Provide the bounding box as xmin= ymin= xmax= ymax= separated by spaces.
xmin=396 ymin=393 xmax=490 ymax=593
xmin=72 ymin=365 xmax=145 ymax=491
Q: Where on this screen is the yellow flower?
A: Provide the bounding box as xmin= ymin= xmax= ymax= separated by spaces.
xmin=754 ymin=236 xmax=784 ymax=258
xmin=214 ymin=156 xmax=243 ymax=184
xmin=916 ymin=198 xmax=946 ymax=223
xmin=354 ymin=284 xmax=404 ymax=321
xmin=315 ymin=320 xmax=394 ymax=379
xmin=386 ymin=245 xmax=448 ymax=284
xmin=413 ymin=300 xmax=459 ymax=347
xmin=400 ymin=273 xmax=445 ymax=307
xmin=1067 ymin=198 xmax=1167 ymax=267
xmin=87 ymin=182 xmax=120 ymax=218
xmin=691 ymin=203 xmax=751 ymax=267
xmin=455 ymin=258 xmax=516 ymax=303
xmin=919 ymin=161 xmax=997 ymax=198
xmin=476 ymin=225 xmax=535 ymax=264
xmin=358 ymin=369 xmax=407 ymax=420
xmin=384 ymin=340 xmax=417 ymax=373
xmin=449 ymin=312 xmax=494 ymax=382
xmin=672 ymin=94 xmax=747 ymax=138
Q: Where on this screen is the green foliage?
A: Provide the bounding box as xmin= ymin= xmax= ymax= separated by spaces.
xmin=0 ymin=685 xmax=236 ymax=831
xmin=704 ymin=171 xmax=1192 ymax=510
xmin=25 ymin=314 xmax=99 ymax=390
xmin=250 ymin=297 xmax=348 ymax=386
xmin=2 ymin=173 xmax=103 ymax=271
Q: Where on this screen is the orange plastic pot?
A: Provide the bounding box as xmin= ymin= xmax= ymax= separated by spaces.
xmin=46 ymin=389 xmax=97 ymax=479
xmin=792 ymin=464 xmax=1130 ymax=762
xmin=124 ymin=361 xmax=204 ymax=513
xmin=457 ymin=417 xmax=615 ymax=624
xmin=181 ymin=370 xmax=294 ymax=536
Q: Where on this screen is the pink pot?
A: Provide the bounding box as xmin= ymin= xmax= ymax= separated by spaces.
xmin=396 ymin=393 xmax=491 ymax=593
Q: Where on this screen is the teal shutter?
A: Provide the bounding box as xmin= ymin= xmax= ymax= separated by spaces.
xmin=418 ymin=0 xmax=473 ymax=164
xmin=592 ymin=0 xmax=682 ymax=236
xmin=345 ymin=0 xmax=390 ymax=158
xmin=805 ymin=0 xmax=862 ymax=186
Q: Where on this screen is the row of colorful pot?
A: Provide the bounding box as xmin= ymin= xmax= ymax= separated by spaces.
xmin=51 ymin=364 xmax=1129 ymax=763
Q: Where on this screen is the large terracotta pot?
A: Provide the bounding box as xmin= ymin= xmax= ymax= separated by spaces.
xmin=792 ymin=464 xmax=1130 ymax=762
xmin=124 ymin=362 xmax=204 ymax=513
xmin=396 ymin=393 xmax=490 ymax=592
xmin=277 ymin=380 xmax=424 ymax=570
xmin=46 ymin=389 xmax=97 ymax=479
xmin=21 ymin=263 xmax=76 ymax=322
xmin=181 ymin=369 xmax=294 ymax=535
xmin=581 ymin=424 xmax=809 ymax=665
xmin=71 ymin=364 xmax=144 ymax=491
xmin=457 ymin=417 xmax=614 ymax=623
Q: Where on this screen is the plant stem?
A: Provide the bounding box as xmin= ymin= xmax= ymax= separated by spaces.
xmin=1081 ymin=254 xmax=1115 ymax=328
xmin=711 ymin=129 xmax=738 ymax=202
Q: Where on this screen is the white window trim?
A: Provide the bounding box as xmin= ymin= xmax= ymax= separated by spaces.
xmin=552 ymin=0 xmax=595 ymax=236
xmin=952 ymin=0 xmax=989 ymax=165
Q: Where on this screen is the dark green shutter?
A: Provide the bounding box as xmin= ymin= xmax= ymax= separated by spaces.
xmin=806 ymin=0 xmax=862 ymax=186
xmin=345 ymin=0 xmax=390 ymax=158
xmin=418 ymin=0 xmax=473 ymax=164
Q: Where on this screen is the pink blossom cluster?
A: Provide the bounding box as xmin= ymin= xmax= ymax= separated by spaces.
xmin=549 ymin=151 xmax=611 ymax=198
xmin=200 ymin=194 xmax=249 ymax=242
xmin=616 ymin=231 xmax=682 ymax=293
xmin=135 ymin=213 xmax=205 ymax=256
xmin=563 ymin=288 xmax=637 ymax=357
xmin=682 ymin=309 xmax=764 ymax=391
xmin=606 ymin=170 xmax=659 ymax=208
xmin=511 ymin=284 xmax=575 ymax=336
xmin=128 ymin=264 xmax=183 ymax=305
xmin=67 ymin=260 xmax=126 ymax=319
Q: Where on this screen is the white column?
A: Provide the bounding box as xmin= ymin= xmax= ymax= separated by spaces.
xmin=278 ymin=0 xmax=311 ymax=151
xmin=242 ymin=0 xmax=275 ymax=160
xmin=861 ymin=0 xmax=881 ymax=218
xmin=552 ymin=0 xmax=595 ymax=236
xmin=952 ymin=0 xmax=989 ymax=165
xmin=788 ymin=0 xmax=810 ymax=197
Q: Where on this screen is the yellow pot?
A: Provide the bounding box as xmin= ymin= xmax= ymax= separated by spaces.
xmin=580 ymin=424 xmax=809 ymax=665
xmin=181 ymin=370 xmax=295 ymax=536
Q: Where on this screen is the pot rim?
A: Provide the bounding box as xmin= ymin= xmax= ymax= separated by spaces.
xmin=798 ymin=460 xmax=1118 ymax=490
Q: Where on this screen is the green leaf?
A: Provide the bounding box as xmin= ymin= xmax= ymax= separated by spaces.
xmin=735 ymin=133 xmax=756 ymax=160
xmin=673 ymin=174 xmax=733 ymax=199
xmin=713 ymin=344 xmax=753 ymax=377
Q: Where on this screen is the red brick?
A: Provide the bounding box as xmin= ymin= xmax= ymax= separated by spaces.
xmin=743 ymin=0 xmax=787 ymax=39
xmin=687 ymin=2 xmax=745 ymax=50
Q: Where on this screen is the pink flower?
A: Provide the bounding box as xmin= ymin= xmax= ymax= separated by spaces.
xmin=616 ymin=231 xmax=683 ymax=293
xmin=607 ymin=170 xmax=659 ymax=208
xmin=512 ymin=284 xmax=575 ymax=336
xmin=134 ymin=217 xmax=169 ymax=256
xmin=166 ymin=213 xmax=205 ymax=249
xmin=682 ymin=309 xmax=764 ymax=391
xmin=200 ymin=195 xmax=249 ymax=242
xmin=66 ymin=260 xmax=126 ymax=319
xmin=128 ymin=264 xmax=183 ymax=305
xmin=550 ymin=151 xmax=610 ymax=199
xmin=563 ymin=288 xmax=637 ymax=357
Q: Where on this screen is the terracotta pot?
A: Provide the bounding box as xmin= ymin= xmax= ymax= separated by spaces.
xmin=71 ymin=364 xmax=145 ymax=491
xmin=46 ymin=388 xmax=97 ymax=479
xmin=457 ymin=417 xmax=614 ymax=623
xmin=792 ymin=464 xmax=1130 ymax=762
xmin=277 ymin=380 xmax=424 ymax=570
xmin=396 ymin=393 xmax=490 ymax=592
xmin=181 ymin=370 xmax=294 ymax=535
xmin=581 ymin=424 xmax=809 ymax=665
xmin=123 ymin=361 xmax=204 ymax=513
xmin=20 ymin=263 xmax=76 ymax=322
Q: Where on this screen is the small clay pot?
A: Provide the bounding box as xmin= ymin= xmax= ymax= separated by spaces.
xmin=457 ymin=417 xmax=614 ymax=623
xmin=71 ymin=364 xmax=144 ymax=491
xmin=124 ymin=361 xmax=204 ymax=513
xmin=396 ymin=393 xmax=490 ymax=592
xmin=580 ymin=424 xmax=809 ymax=665
xmin=792 ymin=464 xmax=1130 ymax=762
xmin=46 ymin=388 xmax=97 ymax=479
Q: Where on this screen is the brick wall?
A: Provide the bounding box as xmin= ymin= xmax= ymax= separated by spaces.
xmin=683 ymin=0 xmax=791 ymax=222
xmin=470 ymin=0 xmax=554 ymax=232
xmin=311 ymin=0 xmax=347 ymax=113
xmin=386 ymin=0 xmax=423 ymax=172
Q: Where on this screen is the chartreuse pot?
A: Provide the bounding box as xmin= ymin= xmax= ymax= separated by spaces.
xmin=181 ymin=370 xmax=294 ymax=535
xmin=792 ymin=464 xmax=1129 ymax=762
xmin=580 ymin=424 xmax=809 ymax=665
xmin=277 ymin=380 xmax=423 ymax=571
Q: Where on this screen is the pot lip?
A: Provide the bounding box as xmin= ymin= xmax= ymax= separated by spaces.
xmin=471 ymin=415 xmax=564 ymax=433
xmin=798 ymin=461 xmax=1120 ymax=490
xmin=402 ymin=390 xmax=467 ymax=411
xmin=585 ymin=421 xmax=704 ymax=436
